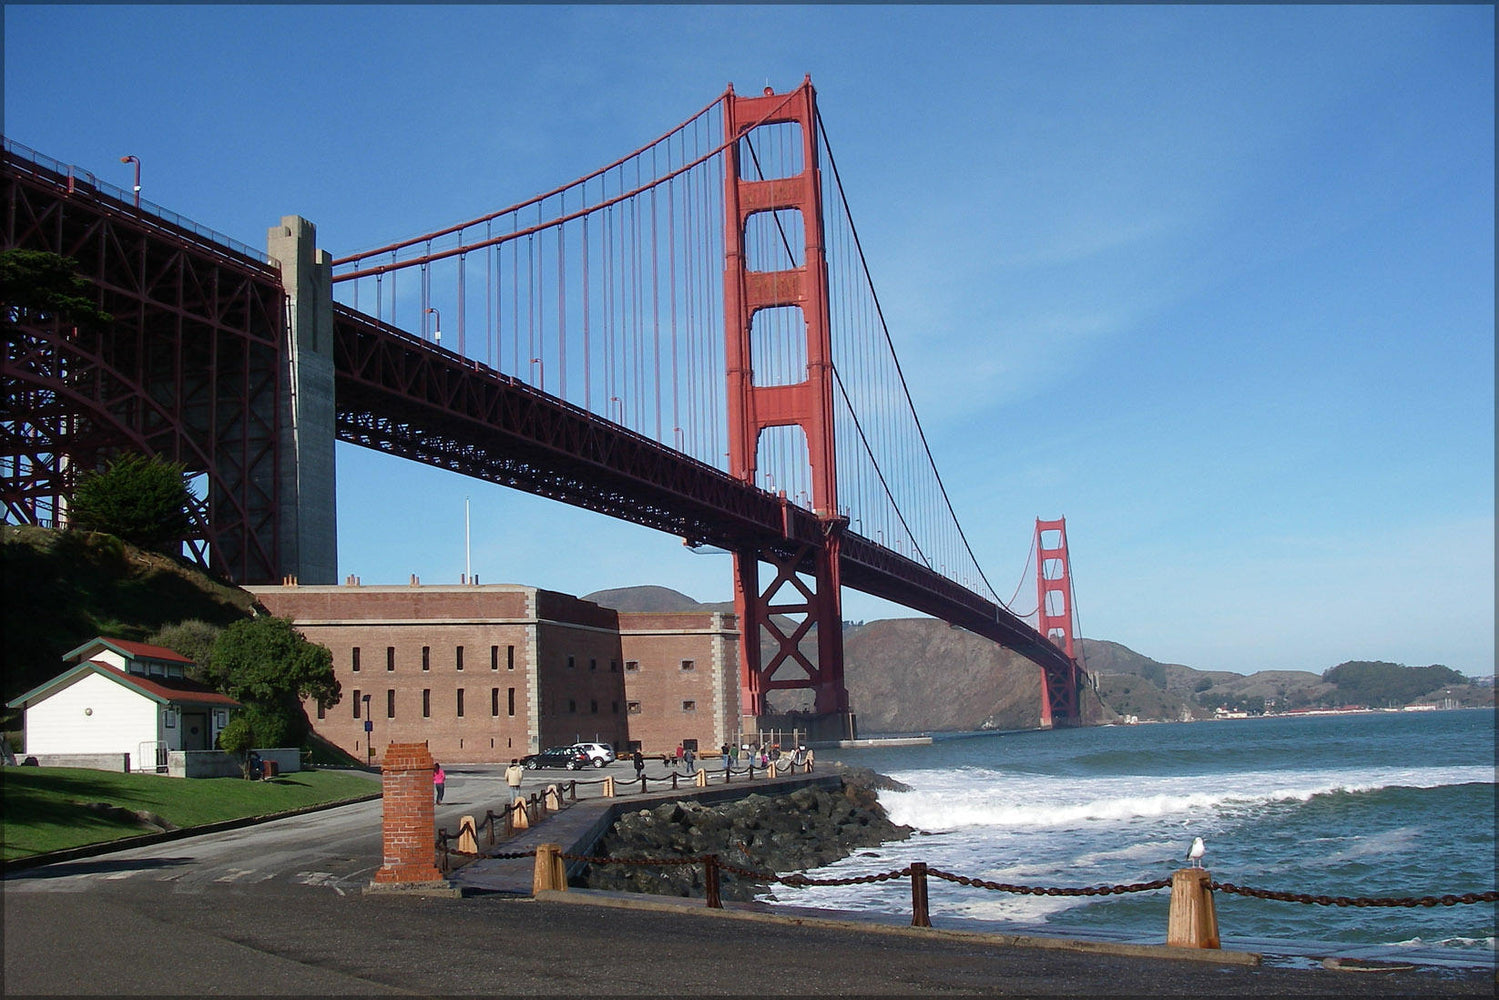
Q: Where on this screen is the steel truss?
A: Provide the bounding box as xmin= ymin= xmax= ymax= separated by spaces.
xmin=2 ymin=144 xmax=284 ymax=583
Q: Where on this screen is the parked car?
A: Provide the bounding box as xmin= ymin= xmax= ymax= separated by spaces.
xmin=521 ymin=746 xmax=588 ymax=770
xmin=570 ymin=742 xmax=616 ymax=767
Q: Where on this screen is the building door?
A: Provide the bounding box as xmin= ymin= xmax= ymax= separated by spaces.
xmin=182 ymin=712 xmax=210 ymax=750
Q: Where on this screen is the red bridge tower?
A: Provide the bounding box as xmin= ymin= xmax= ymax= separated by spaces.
xmin=1035 ymin=516 xmax=1083 ymax=727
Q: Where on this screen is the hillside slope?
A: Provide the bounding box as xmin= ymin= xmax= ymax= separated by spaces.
xmin=1 ymin=526 xmax=254 ymax=705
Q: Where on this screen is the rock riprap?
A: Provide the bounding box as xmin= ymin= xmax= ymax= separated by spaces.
xmin=581 ymin=771 xmax=912 ymax=901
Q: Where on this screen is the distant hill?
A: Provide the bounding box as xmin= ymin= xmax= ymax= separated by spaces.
xmin=1 ymin=525 xmax=255 ymax=707
xmin=582 ymin=585 xmax=733 ymax=614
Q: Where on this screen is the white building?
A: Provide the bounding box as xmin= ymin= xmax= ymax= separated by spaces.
xmin=7 ymin=638 xmax=241 ymax=771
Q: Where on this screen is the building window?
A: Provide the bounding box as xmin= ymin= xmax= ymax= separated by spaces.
xmin=352 ymin=647 xmax=361 ymax=672
xmin=590 ymin=658 xmax=597 ymax=671
xmin=456 ymin=688 xmax=465 ymax=717
xmin=386 ymin=646 xmax=395 ymax=671
xmin=590 ymin=699 xmax=598 ymax=714
xmin=387 ymin=689 xmax=395 ymax=718
xmin=610 ymin=659 xmax=619 ymax=672
xmin=627 ymin=701 xmax=642 ymax=715
xmin=567 ymin=698 xmax=577 ymax=713
xmin=456 ymin=645 xmax=464 ymax=671
xmin=352 ymin=690 xmax=361 ymax=718
xmin=625 ymin=660 xmax=639 ymax=672
xmin=682 ymin=700 xmax=696 ymax=712
xmin=681 ymin=659 xmax=695 ymax=672
xmin=422 ymin=689 xmax=431 ymax=718
xmin=507 ymin=687 xmax=516 ymax=717
xmin=164 ymin=711 xmax=176 ymax=728
xmin=567 ymin=655 xmax=575 ymax=670
xmin=490 ymin=645 xmax=499 ymax=670
xmin=422 ymin=646 xmax=431 ymax=671
xmin=507 ymin=645 xmax=515 ymax=670
xmin=491 ymin=688 xmax=499 ymax=717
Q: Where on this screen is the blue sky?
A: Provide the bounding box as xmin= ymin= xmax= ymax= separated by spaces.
xmin=5 ymin=5 xmax=1493 ymax=677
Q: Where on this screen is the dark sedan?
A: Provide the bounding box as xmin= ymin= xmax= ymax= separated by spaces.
xmin=521 ymin=746 xmax=588 ymax=770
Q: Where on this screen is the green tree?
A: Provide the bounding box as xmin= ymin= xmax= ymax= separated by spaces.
xmin=216 ymin=715 xmax=257 ymax=778
xmin=0 ymin=248 xmax=112 ymax=329
xmin=69 ymin=452 xmax=193 ymax=554
xmin=202 ymin=615 xmax=340 ymax=748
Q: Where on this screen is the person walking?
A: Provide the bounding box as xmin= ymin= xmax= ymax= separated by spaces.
xmin=433 ymin=762 xmax=446 ymax=804
xmin=684 ymin=746 xmax=696 ymax=773
xmin=504 ymin=758 xmax=524 ymax=798
xmin=674 ymin=743 xmax=684 ymax=768
xmin=632 ymin=749 xmax=645 ymax=779
xmin=720 ymin=743 xmax=732 ymax=772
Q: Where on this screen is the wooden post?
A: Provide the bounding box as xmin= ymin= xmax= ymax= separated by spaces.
xmin=544 ymin=784 xmax=562 ymax=811
xmin=704 ymin=854 xmax=722 ymax=909
xmin=457 ymin=815 xmax=478 ymax=854
xmin=695 ymin=769 xmax=708 ymax=788
xmin=1166 ymin=868 xmax=1220 ymax=948
xmin=910 ymin=861 xmax=931 ymax=927
xmin=533 ymin=843 xmax=567 ymax=894
xmin=602 ymin=775 xmax=615 ymax=797
xmin=510 ymin=797 xmax=529 ymax=831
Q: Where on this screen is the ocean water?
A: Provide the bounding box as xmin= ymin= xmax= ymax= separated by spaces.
xmin=771 ymin=709 xmax=1496 ymax=967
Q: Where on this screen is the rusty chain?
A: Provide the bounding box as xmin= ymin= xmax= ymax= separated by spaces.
xmin=1209 ymin=882 xmax=1499 ymax=908
xmin=928 ymin=868 xmax=1172 ymax=896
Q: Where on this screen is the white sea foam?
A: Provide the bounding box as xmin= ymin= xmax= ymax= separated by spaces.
xmin=877 ymin=764 xmax=1495 ymax=833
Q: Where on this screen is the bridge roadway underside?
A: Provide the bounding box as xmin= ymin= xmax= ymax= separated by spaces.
xmin=331 ymin=306 xmax=1076 ymax=686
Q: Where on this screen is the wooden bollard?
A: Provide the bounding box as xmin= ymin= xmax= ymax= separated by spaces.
xmin=695 ymin=769 xmax=708 ymax=788
xmin=602 ymin=775 xmax=615 ymax=797
xmin=457 ymin=815 xmax=478 ymax=854
xmin=704 ymin=854 xmax=722 ymax=909
xmin=544 ymin=784 xmax=562 ymax=811
xmin=533 ymin=843 xmax=567 ymax=894
xmin=1166 ymin=868 xmax=1220 ymax=948
xmin=510 ymin=797 xmax=529 ymax=831
xmin=910 ymin=861 xmax=931 ymax=927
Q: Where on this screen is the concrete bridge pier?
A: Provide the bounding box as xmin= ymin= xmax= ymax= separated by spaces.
xmin=267 ymin=216 xmax=336 ymax=585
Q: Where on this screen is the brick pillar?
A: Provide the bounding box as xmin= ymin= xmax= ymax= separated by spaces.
xmin=371 ymin=742 xmax=445 ymax=886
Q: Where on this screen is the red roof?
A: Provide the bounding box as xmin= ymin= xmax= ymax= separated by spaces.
xmin=97 ymin=638 xmax=196 ymax=664
xmin=93 ymin=662 xmax=241 ymax=707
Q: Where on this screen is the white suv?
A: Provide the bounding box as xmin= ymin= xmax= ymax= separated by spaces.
xmin=570 ymin=742 xmax=615 ymax=767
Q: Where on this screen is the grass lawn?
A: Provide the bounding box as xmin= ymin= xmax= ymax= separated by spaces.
xmin=1 ymin=766 xmax=379 ymax=861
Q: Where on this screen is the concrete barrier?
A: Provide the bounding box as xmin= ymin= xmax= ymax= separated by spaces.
xmin=29 ymin=753 xmax=130 ymax=772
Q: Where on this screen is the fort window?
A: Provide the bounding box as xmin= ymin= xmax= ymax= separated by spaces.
xmin=456 ymin=688 xmax=465 ymax=717
xmin=507 ymin=645 xmax=515 ymax=670
xmin=386 ymin=646 xmax=395 ymax=671
xmin=490 ymin=645 xmax=499 ymax=670
xmin=590 ymin=658 xmax=597 ymax=671
xmin=386 ymin=689 xmax=395 ymax=718
xmin=625 ymin=660 xmax=639 ymax=672
xmin=680 ymin=659 xmax=695 ymax=672
xmin=352 ymin=690 xmax=361 ymax=718
xmin=610 ymin=659 xmax=619 ymax=672
xmin=681 ymin=700 xmax=696 ymax=712
xmin=422 ymin=646 xmax=431 ymax=671
xmin=590 ymin=699 xmax=598 ymax=714
xmin=491 ymin=687 xmax=499 ymax=717
xmin=422 ymin=689 xmax=431 ymax=718
xmin=456 ymin=645 xmax=465 ymax=671
xmin=507 ymin=687 xmax=516 ymax=717
xmin=627 ymin=701 xmax=642 ymax=714
xmin=567 ymin=698 xmax=577 ymax=713
xmin=567 ymin=655 xmax=575 ymax=670
xmin=351 ymin=647 xmax=361 ymax=672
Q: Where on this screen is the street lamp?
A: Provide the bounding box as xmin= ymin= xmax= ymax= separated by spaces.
xmin=119 ymin=155 xmax=140 ymax=208
xmin=426 ymin=307 xmax=441 ymax=343
xmin=609 ymin=396 xmax=622 ymax=423
xmin=361 ymin=693 xmax=373 ymax=766
xmin=529 ymin=357 xmax=544 ymax=390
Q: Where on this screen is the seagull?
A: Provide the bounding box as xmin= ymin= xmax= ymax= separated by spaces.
xmin=1186 ymin=837 xmax=1206 ymax=868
